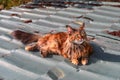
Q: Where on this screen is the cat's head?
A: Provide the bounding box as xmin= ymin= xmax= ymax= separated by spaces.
xmin=66 ymin=23 xmax=87 ymax=44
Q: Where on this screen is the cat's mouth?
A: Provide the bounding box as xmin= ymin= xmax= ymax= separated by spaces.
xmin=72 ymin=39 xmax=84 ymax=45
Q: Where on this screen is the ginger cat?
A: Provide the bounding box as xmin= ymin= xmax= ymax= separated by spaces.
xmin=11 ymin=22 xmax=93 ymax=65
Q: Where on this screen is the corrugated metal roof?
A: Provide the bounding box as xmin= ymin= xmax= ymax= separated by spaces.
xmin=0 ymin=1 xmax=120 ymax=80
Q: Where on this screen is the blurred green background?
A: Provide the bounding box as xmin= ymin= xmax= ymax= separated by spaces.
xmin=0 ymin=0 xmax=32 ymax=9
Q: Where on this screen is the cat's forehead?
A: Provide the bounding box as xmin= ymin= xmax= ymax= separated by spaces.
xmin=75 ymin=29 xmax=83 ymax=33
xmin=72 ymin=31 xmax=81 ymax=35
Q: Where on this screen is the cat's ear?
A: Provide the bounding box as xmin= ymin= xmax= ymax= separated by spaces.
xmin=79 ymin=22 xmax=85 ymax=31
xmin=66 ymin=25 xmax=75 ymax=34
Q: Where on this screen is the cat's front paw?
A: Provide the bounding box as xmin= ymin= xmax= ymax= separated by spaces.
xmin=81 ymin=58 xmax=88 ymax=65
xmin=71 ymin=59 xmax=79 ymax=65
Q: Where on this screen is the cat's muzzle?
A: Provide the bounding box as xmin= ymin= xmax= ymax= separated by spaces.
xmin=72 ymin=39 xmax=84 ymax=45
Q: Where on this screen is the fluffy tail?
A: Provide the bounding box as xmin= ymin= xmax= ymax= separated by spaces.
xmin=11 ymin=30 xmax=41 ymax=44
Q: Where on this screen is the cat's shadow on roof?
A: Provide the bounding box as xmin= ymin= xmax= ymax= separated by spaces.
xmin=89 ymin=42 xmax=120 ymax=64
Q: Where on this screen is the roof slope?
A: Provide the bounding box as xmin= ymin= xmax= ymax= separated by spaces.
xmin=0 ymin=1 xmax=120 ymax=80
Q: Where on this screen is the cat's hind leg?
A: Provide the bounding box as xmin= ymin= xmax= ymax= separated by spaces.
xmin=25 ymin=42 xmax=38 ymax=51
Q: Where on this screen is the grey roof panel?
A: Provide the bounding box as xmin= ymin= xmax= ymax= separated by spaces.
xmin=0 ymin=39 xmax=21 ymax=50
xmin=53 ymin=61 xmax=115 ymax=80
xmin=93 ymin=9 xmax=120 ymax=17
xmin=85 ymin=13 xmax=119 ymax=23
xmin=66 ymin=7 xmax=92 ymax=13
xmin=94 ymin=36 xmax=120 ymax=51
xmin=33 ymin=19 xmax=61 ymax=28
xmin=99 ymin=6 xmax=120 ymax=12
xmin=0 ymin=10 xmax=22 ymax=16
xmin=0 ymin=59 xmax=42 ymax=80
xmin=3 ymin=49 xmax=56 ymax=74
xmin=0 ymin=14 xmax=11 ymax=19
xmin=21 ymin=12 xmax=48 ymax=19
xmin=81 ymin=61 xmax=120 ymax=78
xmin=32 ymin=8 xmax=58 ymax=15
xmin=56 ymin=10 xmax=83 ymax=17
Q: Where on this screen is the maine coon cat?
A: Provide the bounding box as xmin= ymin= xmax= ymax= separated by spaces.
xmin=11 ymin=22 xmax=93 ymax=65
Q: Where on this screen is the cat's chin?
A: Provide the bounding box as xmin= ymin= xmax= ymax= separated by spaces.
xmin=73 ymin=40 xmax=84 ymax=45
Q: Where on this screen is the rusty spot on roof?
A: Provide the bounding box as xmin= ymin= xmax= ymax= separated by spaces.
xmin=107 ymin=30 xmax=120 ymax=37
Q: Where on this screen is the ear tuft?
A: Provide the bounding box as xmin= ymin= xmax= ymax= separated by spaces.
xmin=79 ymin=22 xmax=85 ymax=30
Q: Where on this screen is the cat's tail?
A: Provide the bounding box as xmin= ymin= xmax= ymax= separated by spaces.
xmin=11 ymin=30 xmax=41 ymax=44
